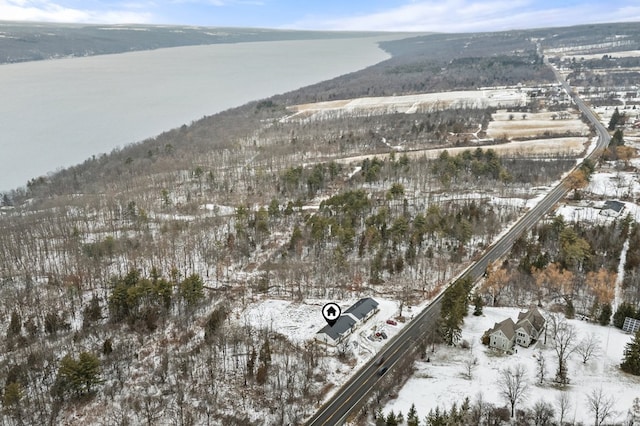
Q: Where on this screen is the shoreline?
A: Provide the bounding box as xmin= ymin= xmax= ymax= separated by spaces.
xmin=1 ymin=35 xmax=399 ymax=192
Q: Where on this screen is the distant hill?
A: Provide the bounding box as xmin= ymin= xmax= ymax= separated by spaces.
xmin=0 ymin=21 xmax=391 ymax=64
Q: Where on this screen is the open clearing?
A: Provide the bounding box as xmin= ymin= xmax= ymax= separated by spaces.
xmin=383 ymin=307 xmax=639 ymax=425
xmin=559 ymin=49 xmax=640 ymax=61
xmin=284 ymin=89 xmax=529 ymax=121
xmin=333 ymin=137 xmax=589 ymax=167
xmin=487 ymin=111 xmax=589 ymax=139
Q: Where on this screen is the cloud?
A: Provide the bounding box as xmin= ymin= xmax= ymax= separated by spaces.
xmin=289 ymin=0 xmax=640 ymax=33
xmin=0 ymin=0 xmax=153 ymax=24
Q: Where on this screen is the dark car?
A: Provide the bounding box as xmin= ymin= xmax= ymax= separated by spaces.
xmin=377 ymin=357 xmax=385 ymax=365
xmin=378 ymin=367 xmax=388 ymax=376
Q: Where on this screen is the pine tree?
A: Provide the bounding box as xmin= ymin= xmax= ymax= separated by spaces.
xmin=599 ymin=302 xmax=612 ymax=326
xmin=439 ymin=276 xmax=472 ymax=345
xmin=385 ymin=410 xmax=398 ymax=426
xmin=407 ymin=403 xmax=420 ymax=426
xmin=611 ymin=129 xmax=625 ymax=146
xmin=54 ymin=352 xmax=102 ymax=399
xmin=608 ymin=107 xmax=621 ymax=130
xmin=375 ymin=406 xmax=386 ymax=426
xmin=473 ymin=293 xmax=483 ymax=316
xmin=613 ymin=302 xmax=637 ymax=329
xmin=6 ymin=310 xmax=21 ymax=339
xmin=621 ymin=329 xmax=640 ymax=375
xmin=179 ymin=274 xmax=204 ymax=307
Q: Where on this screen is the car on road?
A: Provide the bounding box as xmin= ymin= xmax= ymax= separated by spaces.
xmin=377 ymin=367 xmax=388 ymax=376
xmin=376 ymin=357 xmax=385 ymax=365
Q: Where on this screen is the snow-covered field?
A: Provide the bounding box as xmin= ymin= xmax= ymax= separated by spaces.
xmin=334 ymin=137 xmax=588 ymax=167
xmin=238 ymin=298 xmax=403 ymax=346
xmin=487 ymin=111 xmax=589 ymax=139
xmin=561 ymin=49 xmax=640 ymax=61
xmin=283 ymin=89 xmax=529 ymax=121
xmin=383 ymin=307 xmax=639 ymax=425
xmin=236 ymin=297 xmax=432 ymax=404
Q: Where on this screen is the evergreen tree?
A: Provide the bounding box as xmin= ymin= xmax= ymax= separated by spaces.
xmin=608 ymin=107 xmax=621 ymax=130
xmin=179 ymin=274 xmax=204 ymax=307
xmin=621 ymin=328 xmax=640 ymax=375
xmin=473 ymin=293 xmax=484 ymax=316
xmin=599 ymin=302 xmax=612 ymax=326
xmin=407 ymin=403 xmax=420 ymax=426
xmin=439 ymin=276 xmax=472 ymax=345
xmin=82 ymin=295 xmax=102 ymax=328
xmin=6 ymin=310 xmax=21 ymax=339
xmin=385 ymin=410 xmax=398 ymax=426
xmin=53 ymin=352 xmax=102 ymax=399
xmin=426 ymin=406 xmax=448 ymax=426
xmin=375 ymin=406 xmax=386 ymax=426
xmin=613 ymin=302 xmax=637 ymax=329
xmin=611 ymin=129 xmax=625 ymax=146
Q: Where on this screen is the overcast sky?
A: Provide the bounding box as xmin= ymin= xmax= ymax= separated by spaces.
xmin=1 ymin=0 xmax=640 ymax=32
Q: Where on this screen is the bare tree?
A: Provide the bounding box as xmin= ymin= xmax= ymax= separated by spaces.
xmin=575 ymin=333 xmax=600 ymax=364
xmin=553 ymin=319 xmax=577 ymax=384
xmin=532 ymin=399 xmax=555 ymax=426
xmin=535 ymin=350 xmax=547 ymax=385
xmin=462 ymin=355 xmax=478 ymax=380
xmin=626 ymin=397 xmax=640 ymax=426
xmin=586 ymin=387 xmax=616 ymax=426
xmin=498 ymin=363 xmax=529 ymax=418
xmin=556 ymin=391 xmax=572 ymax=426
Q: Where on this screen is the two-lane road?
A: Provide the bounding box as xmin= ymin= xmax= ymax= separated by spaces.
xmin=306 ymin=62 xmax=610 ymax=426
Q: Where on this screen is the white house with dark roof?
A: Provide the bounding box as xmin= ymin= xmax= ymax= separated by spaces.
xmin=486 ymin=307 xmax=546 ymax=352
xmin=515 ymin=307 xmax=546 ymax=347
xmin=315 ymin=315 xmax=357 ymax=346
xmin=487 ymin=317 xmax=516 ymax=351
xmin=315 ymin=298 xmax=379 ymax=346
xmin=344 ymin=297 xmax=379 ymax=322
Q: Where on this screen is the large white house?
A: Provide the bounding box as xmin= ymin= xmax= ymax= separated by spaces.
xmin=514 ymin=307 xmax=546 ymax=347
xmin=486 ymin=307 xmax=546 ymax=352
xmin=487 ymin=317 xmax=516 ymax=351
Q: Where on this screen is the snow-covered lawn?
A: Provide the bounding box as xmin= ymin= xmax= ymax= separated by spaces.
xmin=237 ymin=297 xmax=403 ymax=346
xmin=383 ymin=307 xmax=639 ymax=425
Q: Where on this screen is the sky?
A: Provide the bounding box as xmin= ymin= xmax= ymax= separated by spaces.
xmin=1 ymin=0 xmax=640 ymax=33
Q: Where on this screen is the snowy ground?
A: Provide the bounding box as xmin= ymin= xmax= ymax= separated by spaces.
xmin=560 ymin=49 xmax=640 ymax=61
xmin=487 ymin=111 xmax=589 ymax=139
xmin=383 ymin=307 xmax=640 ymax=425
xmin=236 ymin=297 xmax=433 ymax=404
xmin=283 ymin=89 xmax=529 ymax=121
xmin=334 ymin=137 xmax=588 ymax=167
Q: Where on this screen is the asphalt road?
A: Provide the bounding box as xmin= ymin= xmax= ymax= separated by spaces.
xmin=306 ymin=63 xmax=611 ymax=426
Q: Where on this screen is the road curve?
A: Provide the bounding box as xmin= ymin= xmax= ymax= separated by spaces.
xmin=306 ymin=61 xmax=610 ymax=426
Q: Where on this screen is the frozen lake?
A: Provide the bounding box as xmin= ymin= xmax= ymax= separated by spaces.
xmin=0 ymin=36 xmax=393 ymax=191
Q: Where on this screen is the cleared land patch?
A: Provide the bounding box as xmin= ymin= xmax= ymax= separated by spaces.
xmin=487 ymin=110 xmax=589 ymax=139
xmin=284 ymin=89 xmax=528 ymax=121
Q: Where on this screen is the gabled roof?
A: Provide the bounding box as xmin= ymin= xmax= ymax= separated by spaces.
xmin=344 ymin=297 xmax=379 ymax=320
xmin=488 ymin=317 xmax=515 ymax=341
xmin=517 ymin=307 xmax=546 ymax=333
xmin=317 ymin=315 xmax=356 ymax=341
